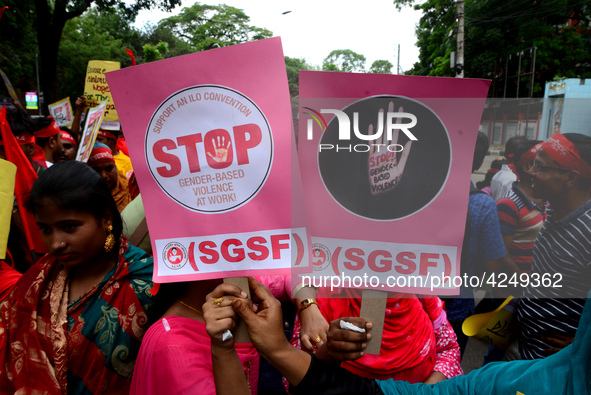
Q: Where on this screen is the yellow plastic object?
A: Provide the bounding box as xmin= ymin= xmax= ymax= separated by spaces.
xmin=462 ymin=296 xmax=518 ymax=349
xmin=0 ymin=159 xmax=16 ymax=260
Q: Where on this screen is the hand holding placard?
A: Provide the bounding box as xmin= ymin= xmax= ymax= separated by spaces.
xmin=204 ymin=280 xmax=251 ymax=349
xmin=223 ymin=277 xmax=252 ymax=343
xmin=368 ymin=102 xmax=413 ymax=196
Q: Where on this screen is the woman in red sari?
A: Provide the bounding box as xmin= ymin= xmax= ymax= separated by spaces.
xmin=287 ymin=290 xmax=462 ymax=386
xmin=0 ymin=160 xmax=168 ymax=394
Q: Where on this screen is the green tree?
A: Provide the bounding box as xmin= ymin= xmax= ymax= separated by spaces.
xmin=0 ymin=0 xmax=38 ymax=100
xmin=323 ymin=49 xmax=366 ymax=72
xmin=57 ymin=7 xmax=140 ymax=102
xmin=139 ymin=22 xmax=193 ymax=60
xmin=284 ymin=56 xmax=317 ymax=97
xmin=33 ymin=0 xmax=180 ymax=106
xmin=398 ymin=0 xmax=456 ymax=77
xmin=143 ymin=42 xmax=169 ymax=63
xmin=322 ymin=63 xmax=340 ymax=72
xmin=157 ymin=3 xmax=272 ymax=52
xmin=369 ymin=60 xmax=394 ymax=74
xmin=465 ymin=0 xmax=591 ymax=96
xmin=395 ymin=0 xmax=591 ymax=96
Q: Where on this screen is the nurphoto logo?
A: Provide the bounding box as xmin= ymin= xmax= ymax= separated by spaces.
xmin=303 ymin=105 xmax=418 ymax=153
xmin=306 ymin=96 xmax=451 ymax=221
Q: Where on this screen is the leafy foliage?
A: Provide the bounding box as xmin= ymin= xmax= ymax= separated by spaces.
xmin=0 ymin=0 xmax=38 ymax=98
xmin=30 ymin=0 xmax=180 ymax=104
xmin=395 ymin=0 xmax=591 ymax=96
xmin=2 ymin=0 xmax=274 ymax=106
xmin=369 ymin=60 xmax=394 ymax=74
xmin=143 ymin=42 xmax=169 ymax=62
xmin=402 ymin=0 xmax=456 ymax=77
xmin=63 ymin=0 xmax=180 ymax=21
xmin=323 ymin=49 xmax=366 ymax=72
xmin=284 ymin=56 xmax=318 ymax=97
xmin=139 ymin=22 xmax=193 ymax=59
xmin=57 ymin=7 xmax=135 ymax=102
xmin=157 ymin=3 xmax=272 ymax=52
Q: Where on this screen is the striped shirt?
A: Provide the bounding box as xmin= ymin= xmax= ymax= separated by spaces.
xmin=496 ymin=183 xmax=546 ymax=272
xmin=517 ymin=199 xmax=591 ymax=359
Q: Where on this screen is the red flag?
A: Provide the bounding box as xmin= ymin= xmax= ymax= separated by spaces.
xmin=126 ymin=48 xmax=136 ymax=66
xmin=33 ymin=144 xmax=47 ymax=168
xmin=0 ymin=7 xmax=8 ymax=23
xmin=0 ymin=107 xmax=47 ymax=257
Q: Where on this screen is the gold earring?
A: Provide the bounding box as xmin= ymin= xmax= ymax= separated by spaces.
xmin=104 ymin=225 xmax=115 ymax=252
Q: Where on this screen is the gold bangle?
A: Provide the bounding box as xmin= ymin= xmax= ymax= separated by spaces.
xmin=298 ymin=298 xmax=318 ymax=312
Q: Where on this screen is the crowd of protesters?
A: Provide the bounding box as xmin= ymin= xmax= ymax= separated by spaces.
xmin=0 ymin=95 xmax=589 ymax=395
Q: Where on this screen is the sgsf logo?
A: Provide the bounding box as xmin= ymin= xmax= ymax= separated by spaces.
xmin=303 ymin=106 xmax=418 ymax=152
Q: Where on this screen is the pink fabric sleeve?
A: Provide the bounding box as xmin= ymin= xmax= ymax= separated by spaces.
xmin=151 ymin=344 xmax=218 ymax=394
xmin=419 ymin=296 xmax=445 ymax=327
xmin=145 ymin=344 xmax=260 ymax=394
xmin=130 ymin=318 xmax=259 ymax=395
xmin=433 ymin=319 xmax=463 ymax=379
xmin=254 ymin=275 xmax=291 ymax=301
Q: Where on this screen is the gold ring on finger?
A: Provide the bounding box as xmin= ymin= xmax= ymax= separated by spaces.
xmin=213 ymin=297 xmax=224 ymax=307
xmin=314 ymin=337 xmax=322 ymax=343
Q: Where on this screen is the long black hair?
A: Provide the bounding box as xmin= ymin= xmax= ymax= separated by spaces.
xmin=26 ymin=160 xmax=123 ymax=243
xmin=473 ymin=131 xmax=490 ymax=172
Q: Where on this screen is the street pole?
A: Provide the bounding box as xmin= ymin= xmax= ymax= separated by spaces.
xmin=455 ymin=0 xmax=464 ymax=78
xmin=397 ymin=44 xmax=400 ymax=75
xmin=36 ymin=53 xmax=43 ymax=115
xmin=529 ymin=47 xmax=537 ymax=97
xmin=503 ymin=56 xmax=509 ymax=98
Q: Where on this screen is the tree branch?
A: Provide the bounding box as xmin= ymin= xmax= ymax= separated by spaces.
xmin=65 ymin=0 xmax=95 ymax=20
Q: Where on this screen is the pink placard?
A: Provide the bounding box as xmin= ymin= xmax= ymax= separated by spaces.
xmin=298 ymin=71 xmax=490 ymax=295
xmin=106 ymin=38 xmax=294 ymax=283
xmin=290 ymin=124 xmax=313 ymax=292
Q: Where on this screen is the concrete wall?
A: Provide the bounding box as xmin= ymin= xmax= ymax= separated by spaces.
xmin=539 ymin=79 xmax=591 ymax=139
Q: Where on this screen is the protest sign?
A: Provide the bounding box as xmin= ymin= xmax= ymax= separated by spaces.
xmin=0 ymin=68 xmax=21 ymax=106
xmin=76 ymin=100 xmax=107 ymax=163
xmin=48 ymin=97 xmax=73 ymax=127
xmin=83 ymin=60 xmax=120 ymax=130
xmin=25 ymin=92 xmax=38 ymax=110
xmin=290 ymin=125 xmax=313 ymax=294
xmin=0 ymin=159 xmax=16 ymax=259
xmin=299 ymin=71 xmax=490 ymax=295
xmin=107 ymin=37 xmax=299 ymax=283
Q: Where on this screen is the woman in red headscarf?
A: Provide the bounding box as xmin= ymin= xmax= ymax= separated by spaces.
xmin=88 ymin=142 xmax=138 ymax=212
xmin=96 ymin=129 xmax=134 ymax=177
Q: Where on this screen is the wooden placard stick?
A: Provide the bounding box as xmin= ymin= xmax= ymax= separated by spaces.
xmin=223 ymin=276 xmax=251 ymax=343
xmin=359 ymin=289 xmax=388 ymax=355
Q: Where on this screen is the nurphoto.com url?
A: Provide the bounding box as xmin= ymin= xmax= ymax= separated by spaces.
xmin=301 ymin=271 xmax=563 ymax=292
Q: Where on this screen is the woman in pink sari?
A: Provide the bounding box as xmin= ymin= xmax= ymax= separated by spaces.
xmin=130 ymin=280 xmax=260 ymax=395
